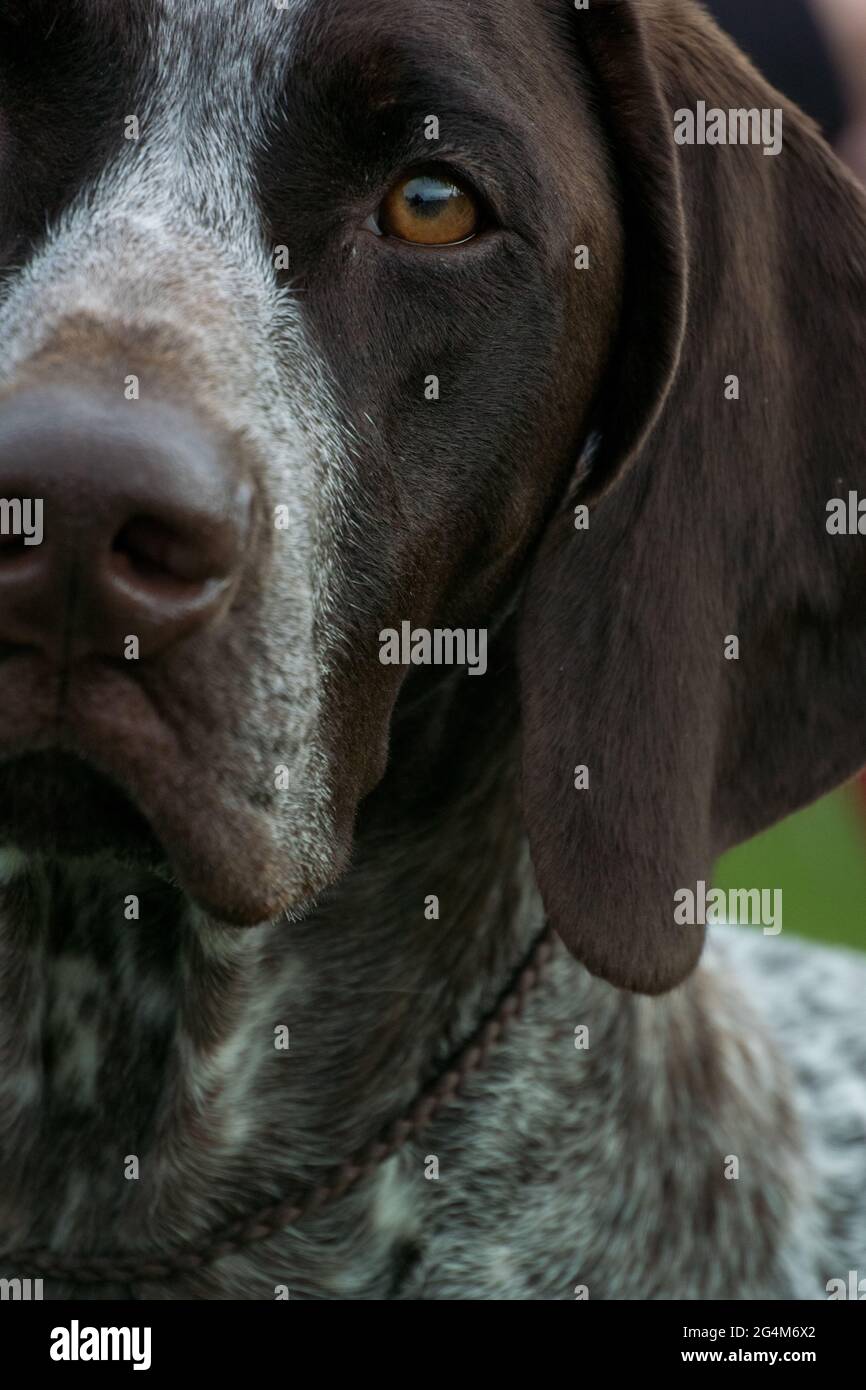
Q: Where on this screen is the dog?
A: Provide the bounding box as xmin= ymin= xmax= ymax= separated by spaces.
xmin=0 ymin=0 xmax=865 ymax=1301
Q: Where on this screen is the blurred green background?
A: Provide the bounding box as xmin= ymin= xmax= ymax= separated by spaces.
xmin=715 ymin=782 xmax=866 ymax=951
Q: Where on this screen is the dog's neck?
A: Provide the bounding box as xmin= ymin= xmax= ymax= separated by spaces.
xmin=0 ymin=661 xmax=555 ymax=1260
xmin=0 ymin=660 xmax=795 ymax=1296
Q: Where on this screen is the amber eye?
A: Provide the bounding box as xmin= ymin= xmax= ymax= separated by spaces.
xmin=376 ymin=169 xmax=482 ymax=245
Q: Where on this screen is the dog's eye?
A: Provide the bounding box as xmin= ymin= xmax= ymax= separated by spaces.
xmin=373 ymin=168 xmax=482 ymax=246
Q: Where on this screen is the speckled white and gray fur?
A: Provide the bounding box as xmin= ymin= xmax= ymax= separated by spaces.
xmin=2 ymin=832 xmax=866 ymax=1301
xmin=0 ymin=0 xmax=865 ymax=1302
xmin=0 ymin=0 xmax=349 ymax=902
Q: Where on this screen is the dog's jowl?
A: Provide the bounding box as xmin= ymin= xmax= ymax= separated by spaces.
xmin=0 ymin=0 xmax=865 ymax=1304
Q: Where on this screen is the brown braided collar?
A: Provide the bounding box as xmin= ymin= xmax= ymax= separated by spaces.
xmin=6 ymin=925 xmax=556 ymax=1288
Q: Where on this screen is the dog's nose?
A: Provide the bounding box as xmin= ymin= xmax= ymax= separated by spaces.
xmin=0 ymin=388 xmax=250 ymax=661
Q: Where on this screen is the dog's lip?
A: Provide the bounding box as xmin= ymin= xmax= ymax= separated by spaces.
xmin=0 ymin=745 xmax=167 ymax=869
xmin=0 ymin=729 xmax=319 ymax=926
xmin=0 ymin=658 xmax=340 ymax=925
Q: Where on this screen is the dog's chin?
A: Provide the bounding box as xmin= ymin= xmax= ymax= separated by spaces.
xmin=0 ymin=751 xmax=337 ymax=927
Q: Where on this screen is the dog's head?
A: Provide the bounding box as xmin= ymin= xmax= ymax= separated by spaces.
xmin=0 ymin=0 xmax=863 ymax=994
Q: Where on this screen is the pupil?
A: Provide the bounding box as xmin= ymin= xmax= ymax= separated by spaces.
xmin=404 ymin=177 xmax=459 ymax=218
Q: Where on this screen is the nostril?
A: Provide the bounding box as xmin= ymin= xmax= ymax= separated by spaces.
xmin=114 ymin=517 xmax=185 ymax=583
xmin=0 ymin=525 xmax=41 ymax=565
xmin=111 ymin=516 xmax=229 ymax=589
xmin=0 ymin=534 xmax=28 ymax=556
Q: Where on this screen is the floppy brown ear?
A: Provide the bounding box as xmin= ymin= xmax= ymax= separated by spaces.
xmin=518 ymin=0 xmax=866 ymax=995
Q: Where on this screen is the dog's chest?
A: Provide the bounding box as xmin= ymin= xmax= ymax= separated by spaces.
xmin=0 ymin=875 xmax=853 ymax=1301
xmin=0 ymin=872 xmax=181 ymax=1254
xmin=0 ymin=865 xmax=431 ymax=1297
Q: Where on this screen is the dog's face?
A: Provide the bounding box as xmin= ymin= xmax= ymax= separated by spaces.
xmin=1 ymin=0 xmax=865 ymax=995
xmin=0 ymin=0 xmax=620 ymax=921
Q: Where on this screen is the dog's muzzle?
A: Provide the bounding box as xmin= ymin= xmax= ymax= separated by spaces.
xmin=0 ymin=386 xmax=251 ymax=661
